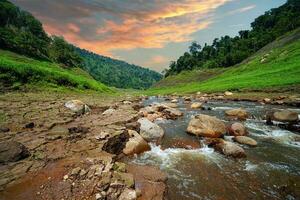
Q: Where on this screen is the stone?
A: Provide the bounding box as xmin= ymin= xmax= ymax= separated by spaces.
xmin=146 ymin=113 xmax=162 ymax=122
xmin=102 ymin=108 xmax=115 ymax=116
xmin=70 ymin=167 xmax=81 ymax=177
xmin=123 ymin=101 xmax=132 ymax=105
xmin=0 ymin=127 xmax=10 ymax=132
xmin=215 ymin=141 xmax=246 ymax=158
xmin=119 ymin=188 xmax=137 ymax=200
xmin=233 ymin=136 xmax=257 ymax=147
xmin=162 ymin=108 xmax=183 ymax=120
xmin=225 ymin=108 xmax=249 ymax=120
xmin=125 ymin=122 xmax=140 ymax=132
xmin=191 ymin=102 xmax=202 ymax=109
xmin=273 ymin=110 xmax=299 ymax=123
xmin=162 ymin=103 xmax=178 ymax=108
xmin=25 ymin=122 xmax=35 ymax=129
xmin=113 ymin=172 xmax=134 ymax=188
xmin=138 ymin=118 xmax=164 ymax=142
xmin=102 ymin=131 xmax=129 ymax=154
xmin=264 ymin=98 xmax=272 ymax=103
xmin=224 ymin=91 xmax=233 ymax=96
xmin=186 ymin=114 xmax=226 ymax=138
xmin=123 ymin=130 xmax=150 ymax=155
xmin=68 ymin=126 xmax=89 ymax=134
xmin=113 ymin=162 xmax=126 ymax=173
xmin=228 ymin=122 xmax=248 ymax=136
xmin=171 ymin=99 xmax=178 ymax=103
xmin=170 ymin=138 xmax=201 ymax=149
xmin=0 ymin=141 xmax=30 ymax=163
xmin=64 ymin=100 xmax=90 ymax=115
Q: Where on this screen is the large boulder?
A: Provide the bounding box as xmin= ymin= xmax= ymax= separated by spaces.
xmin=162 ymin=108 xmax=183 ymax=120
xmin=215 ymin=141 xmax=246 ymax=158
xmin=225 ymin=108 xmax=249 ymax=120
xmin=138 ymin=118 xmax=164 ymax=142
xmin=273 ymin=110 xmax=299 ymax=123
xmin=186 ymin=114 xmax=226 ymax=138
xmin=0 ymin=141 xmax=30 ymax=163
xmin=233 ymin=136 xmax=257 ymax=147
xmin=191 ymin=102 xmax=202 ymax=109
xmin=123 ymin=130 xmax=150 ymax=155
xmin=64 ymin=100 xmax=90 ymax=115
xmin=227 ymin=122 xmax=248 ymax=136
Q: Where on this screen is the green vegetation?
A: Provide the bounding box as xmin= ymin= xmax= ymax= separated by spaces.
xmin=147 ymin=30 xmax=300 ymax=95
xmin=165 ymin=0 xmax=300 ymax=76
xmin=0 ymin=50 xmax=112 ymax=92
xmin=76 ymin=48 xmax=162 ymax=89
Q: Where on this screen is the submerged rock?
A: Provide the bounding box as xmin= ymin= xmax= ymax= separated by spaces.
xmin=273 ymin=110 xmax=299 ymax=123
xmin=228 ymin=122 xmax=248 ymax=136
xmin=233 ymin=136 xmax=257 ymax=147
xmin=191 ymin=102 xmax=203 ymax=109
xmin=186 ymin=114 xmax=226 ymax=138
xmin=138 ymin=118 xmax=164 ymax=142
xmin=123 ymin=130 xmax=150 ymax=155
xmin=65 ymin=100 xmax=90 ymax=115
xmin=225 ymin=108 xmax=249 ymax=120
xmin=215 ymin=140 xmax=246 ymax=158
xmin=0 ymin=141 xmax=30 ymax=163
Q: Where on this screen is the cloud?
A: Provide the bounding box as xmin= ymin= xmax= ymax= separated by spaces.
xmin=227 ymin=5 xmax=256 ymax=15
xmin=11 ymin=0 xmax=231 ymax=57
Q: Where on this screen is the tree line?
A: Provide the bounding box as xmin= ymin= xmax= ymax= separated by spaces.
xmin=165 ymin=0 xmax=300 ymax=77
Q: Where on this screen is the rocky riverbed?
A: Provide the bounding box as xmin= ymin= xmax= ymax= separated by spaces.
xmin=0 ymin=91 xmax=299 ymax=200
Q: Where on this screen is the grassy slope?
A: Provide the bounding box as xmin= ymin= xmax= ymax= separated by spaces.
xmin=0 ymin=50 xmax=113 ymax=93
xmin=147 ymin=30 xmax=300 ymax=95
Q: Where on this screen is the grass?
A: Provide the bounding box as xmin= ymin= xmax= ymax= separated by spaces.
xmin=147 ymin=31 xmax=300 ymax=95
xmin=0 ymin=50 xmax=113 ymax=93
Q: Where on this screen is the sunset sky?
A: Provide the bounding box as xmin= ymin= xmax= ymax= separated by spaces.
xmin=12 ymin=0 xmax=286 ymax=72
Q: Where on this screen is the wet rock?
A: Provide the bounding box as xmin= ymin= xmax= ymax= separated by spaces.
xmin=215 ymin=141 xmax=246 ymax=158
xmin=102 ymin=131 xmax=129 ymax=154
xmin=186 ymin=114 xmax=226 ymax=138
xmin=127 ymin=164 xmax=167 ymax=200
xmin=138 ymin=118 xmax=164 ymax=142
xmin=0 ymin=141 xmax=30 ymax=163
xmin=203 ymin=138 xmax=224 ymax=147
xmin=224 ymin=91 xmax=233 ymax=96
xmin=170 ymin=138 xmax=201 ymax=149
xmin=225 ymin=108 xmax=249 ymax=120
xmin=228 ymin=122 xmax=248 ymax=136
xmin=191 ymin=102 xmax=203 ymax=109
xmin=125 ymin=122 xmax=140 ymax=132
xmin=0 ymin=127 xmax=10 ymax=132
xmin=273 ymin=110 xmax=299 ymax=123
xmin=64 ymin=100 xmax=90 ymax=115
xmin=25 ymin=122 xmax=35 ymax=129
xmin=233 ymin=136 xmax=257 ymax=147
xmin=119 ymin=188 xmax=137 ymax=200
xmin=162 ymin=108 xmax=183 ymax=120
xmin=102 ymin=108 xmax=115 ymax=116
xmin=123 ymin=130 xmax=150 ymax=155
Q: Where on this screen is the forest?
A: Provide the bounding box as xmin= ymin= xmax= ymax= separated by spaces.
xmin=165 ymin=0 xmax=300 ymax=77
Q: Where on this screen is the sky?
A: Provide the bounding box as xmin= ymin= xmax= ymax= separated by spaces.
xmin=12 ymin=0 xmax=286 ymax=72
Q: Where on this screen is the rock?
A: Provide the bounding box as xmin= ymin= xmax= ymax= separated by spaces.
xmin=162 ymin=108 xmax=183 ymax=120
xmin=64 ymin=100 xmax=90 ymax=115
xmin=233 ymin=136 xmax=257 ymax=147
xmin=146 ymin=113 xmax=161 ymax=122
xmin=191 ymin=102 xmax=202 ymax=109
xmin=162 ymin=103 xmax=178 ymax=108
xmin=125 ymin=122 xmax=140 ymax=132
xmin=264 ymin=98 xmax=272 ymax=103
xmin=119 ymin=188 xmax=137 ymax=200
xmin=113 ymin=162 xmax=126 ymax=172
xmin=138 ymin=118 xmax=164 ymax=142
xmin=68 ymin=126 xmax=89 ymax=134
xmin=0 ymin=141 xmax=30 ymax=163
xmin=102 ymin=108 xmax=115 ymax=116
xmin=95 ymin=131 xmax=110 ymax=140
xmin=273 ymin=110 xmax=299 ymax=123
xmin=184 ymin=97 xmax=191 ymax=101
xmin=123 ymin=130 xmax=150 ymax=155
xmin=102 ymin=131 xmax=129 ymax=154
xmin=123 ymin=101 xmax=132 ymax=105
xmin=70 ymin=167 xmax=81 ymax=177
xmin=170 ymin=138 xmax=201 ymax=149
xmin=196 ymin=92 xmax=201 ymax=95
xmin=215 ymin=141 xmax=246 ymax=158
xmin=126 ymin=164 xmax=167 ymax=200
xmin=228 ymin=122 xmax=248 ymax=136
xmin=186 ymin=114 xmax=226 ymax=138
xmin=225 ymin=108 xmax=249 ymax=120
xmin=113 ymin=172 xmax=134 ymax=188
xmin=224 ymin=91 xmax=233 ymax=96
xmin=106 ymin=182 xmax=125 ymax=199
xmin=139 ymin=106 xmax=155 ymax=116
xmin=171 ymin=99 xmax=178 ymax=103
xmin=0 ymin=127 xmax=10 ymax=132
xmin=25 ymin=122 xmax=35 ymax=129
xmin=203 ymin=138 xmax=224 ymax=147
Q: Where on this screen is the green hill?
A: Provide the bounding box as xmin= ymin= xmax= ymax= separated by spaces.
xmin=147 ymin=29 xmax=300 ymax=95
xmin=76 ymin=48 xmax=162 ymax=90
xmin=0 ymin=49 xmax=113 ymax=92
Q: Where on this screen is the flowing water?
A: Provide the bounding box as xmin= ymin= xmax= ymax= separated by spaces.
xmin=131 ymin=97 xmax=300 ymax=200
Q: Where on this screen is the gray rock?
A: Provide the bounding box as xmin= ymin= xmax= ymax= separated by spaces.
xmin=0 ymin=141 xmax=30 ymax=163
xmin=138 ymin=118 xmax=164 ymax=142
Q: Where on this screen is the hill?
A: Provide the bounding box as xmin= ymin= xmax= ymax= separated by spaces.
xmin=147 ymin=29 xmax=300 ymax=95
xmin=76 ymin=48 xmax=162 ymax=89
xmin=0 ymin=49 xmax=112 ymax=92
